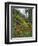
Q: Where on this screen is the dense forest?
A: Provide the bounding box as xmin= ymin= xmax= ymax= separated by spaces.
xmin=11 ymin=8 xmax=32 ymax=38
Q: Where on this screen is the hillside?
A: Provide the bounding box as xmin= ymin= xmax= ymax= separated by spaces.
xmin=11 ymin=9 xmax=32 ymax=37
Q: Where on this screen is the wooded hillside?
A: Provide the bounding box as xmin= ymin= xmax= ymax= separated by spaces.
xmin=11 ymin=8 xmax=32 ymax=37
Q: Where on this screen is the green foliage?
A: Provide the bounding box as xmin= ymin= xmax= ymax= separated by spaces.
xmin=11 ymin=9 xmax=32 ymax=37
